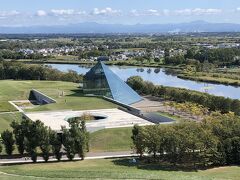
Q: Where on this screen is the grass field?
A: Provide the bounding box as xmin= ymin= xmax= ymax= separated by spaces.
xmin=0 ymin=158 xmax=239 ymax=180
xmin=90 ymin=127 xmax=133 ymax=152
xmin=0 ymin=113 xmax=22 ymax=133
xmin=0 ymin=80 xmax=117 ymax=112
xmin=0 ymin=80 xmax=118 ymax=134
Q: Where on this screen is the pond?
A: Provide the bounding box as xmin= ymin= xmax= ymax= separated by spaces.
xmin=47 ymin=63 xmax=240 ymax=100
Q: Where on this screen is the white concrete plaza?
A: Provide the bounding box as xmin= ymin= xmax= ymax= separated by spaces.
xmin=24 ymin=108 xmax=154 ymax=132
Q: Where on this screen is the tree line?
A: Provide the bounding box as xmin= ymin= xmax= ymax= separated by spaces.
xmin=0 ymin=49 xmax=52 ymax=60
xmin=0 ymin=116 xmax=89 ymax=162
xmin=127 ymin=76 xmax=240 ymax=115
xmin=132 ymin=112 xmax=240 ymax=167
xmin=0 ymin=61 xmax=83 ymax=83
xmin=164 ymin=47 xmax=240 ymax=67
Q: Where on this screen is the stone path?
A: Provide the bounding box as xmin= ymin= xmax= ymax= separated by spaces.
xmin=0 ymin=151 xmax=137 ymax=165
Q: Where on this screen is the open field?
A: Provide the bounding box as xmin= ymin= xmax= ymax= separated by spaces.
xmin=0 ymin=80 xmax=117 ymax=112
xmin=0 ymin=113 xmax=22 ymax=133
xmin=90 ymin=127 xmax=133 ymax=152
xmin=0 ymin=158 xmax=239 ymax=180
xmin=0 ymin=80 xmax=117 ymax=134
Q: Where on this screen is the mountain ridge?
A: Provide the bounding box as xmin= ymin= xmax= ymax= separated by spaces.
xmin=1 ymin=21 xmax=240 ymax=34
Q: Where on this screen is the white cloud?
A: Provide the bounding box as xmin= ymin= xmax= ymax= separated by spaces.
xmin=174 ymin=8 xmax=222 ymax=16
xmin=237 ymin=8 xmax=240 ymax=11
xmin=51 ymin=9 xmax=75 ymax=16
xmin=36 ymin=10 xmax=47 ymax=17
xmin=146 ymin=9 xmax=161 ymax=16
xmin=0 ymin=10 xmax=20 ymax=19
xmin=130 ymin=9 xmax=161 ymax=16
xmin=50 ymin=9 xmax=86 ymax=17
xmin=130 ymin=8 xmax=222 ymax=17
xmin=92 ymin=7 xmax=121 ymax=16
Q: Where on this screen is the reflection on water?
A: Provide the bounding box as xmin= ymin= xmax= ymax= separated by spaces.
xmin=46 ymin=63 xmax=240 ymax=100
xmin=154 ymin=68 xmax=160 ymax=74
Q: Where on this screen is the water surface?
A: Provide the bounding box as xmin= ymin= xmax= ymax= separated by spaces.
xmin=47 ymin=63 xmax=240 ymax=100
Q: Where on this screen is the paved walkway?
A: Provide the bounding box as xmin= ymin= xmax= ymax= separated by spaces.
xmin=0 ymin=151 xmax=137 ymax=165
xmin=25 ymin=108 xmax=154 ymax=132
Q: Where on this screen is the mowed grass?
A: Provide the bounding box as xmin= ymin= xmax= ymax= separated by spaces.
xmin=0 ymin=80 xmax=117 ymax=112
xmin=0 ymin=102 xmax=17 ymax=113
xmin=0 ymin=113 xmax=22 ymax=133
xmin=90 ymin=127 xmax=133 ymax=152
xmin=0 ymin=159 xmax=239 ymax=180
xmin=0 ymin=80 xmax=117 ymax=134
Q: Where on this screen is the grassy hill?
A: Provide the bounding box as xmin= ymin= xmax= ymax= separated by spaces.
xmin=90 ymin=127 xmax=133 ymax=152
xmin=0 ymin=80 xmax=117 ymax=112
xmin=0 ymin=80 xmax=117 ymax=134
xmin=0 ymin=159 xmax=239 ymax=180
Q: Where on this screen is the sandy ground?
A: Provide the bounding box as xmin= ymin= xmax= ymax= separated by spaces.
xmin=24 ymin=108 xmax=154 ymax=132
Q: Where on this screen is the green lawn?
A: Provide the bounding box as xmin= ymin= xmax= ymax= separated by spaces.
xmin=0 ymin=103 xmax=17 ymax=113
xmin=0 ymin=80 xmax=117 ymax=112
xmin=0 ymin=113 xmax=22 ymax=133
xmin=0 ymin=158 xmax=239 ymax=180
xmin=90 ymin=127 xmax=133 ymax=152
xmin=0 ymin=80 xmax=117 ymax=134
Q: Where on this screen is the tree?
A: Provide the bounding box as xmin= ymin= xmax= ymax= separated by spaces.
xmin=62 ymin=128 xmax=75 ymax=161
xmin=39 ymin=128 xmax=52 ymax=162
xmin=11 ymin=120 xmax=25 ymax=155
xmin=1 ymin=130 xmax=15 ymax=155
xmin=126 ymin=76 xmax=144 ymax=93
xmin=231 ymin=100 xmax=240 ymax=116
xmin=67 ymin=118 xmax=89 ymax=160
xmin=50 ymin=131 xmax=62 ymax=161
xmin=23 ymin=119 xmax=47 ymax=162
xmin=0 ymin=142 xmax=2 ymax=154
xmin=231 ymin=137 xmax=240 ymax=164
xmin=131 ymin=125 xmax=145 ymax=158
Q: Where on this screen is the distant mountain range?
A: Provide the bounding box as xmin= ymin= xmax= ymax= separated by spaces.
xmin=1 ymin=21 xmax=240 ymax=34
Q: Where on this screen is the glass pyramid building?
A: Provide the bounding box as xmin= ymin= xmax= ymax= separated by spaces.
xmin=83 ymin=61 xmax=142 ymax=105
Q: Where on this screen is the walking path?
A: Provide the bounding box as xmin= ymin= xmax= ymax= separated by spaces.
xmin=0 ymin=151 xmax=137 ymax=165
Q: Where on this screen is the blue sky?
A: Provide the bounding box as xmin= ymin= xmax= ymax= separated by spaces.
xmin=0 ymin=0 xmax=239 ymax=26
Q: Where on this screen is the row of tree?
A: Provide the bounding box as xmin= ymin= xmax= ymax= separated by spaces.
xmin=164 ymin=47 xmax=240 ymax=67
xmin=185 ymin=48 xmax=240 ymax=65
xmin=132 ymin=112 xmax=240 ymax=167
xmin=0 ymin=117 xmax=89 ymax=162
xmin=0 ymin=61 xmax=83 ymax=83
xmin=0 ymin=49 xmax=52 ymax=60
xmin=127 ymin=76 xmax=240 ymax=115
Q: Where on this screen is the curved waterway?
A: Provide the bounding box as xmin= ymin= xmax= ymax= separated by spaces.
xmin=47 ymin=63 xmax=240 ymax=100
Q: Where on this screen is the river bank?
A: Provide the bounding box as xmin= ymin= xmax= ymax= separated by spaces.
xmin=6 ymin=58 xmax=240 ymax=88
xmin=9 ymin=59 xmax=184 ymax=70
xmin=178 ymin=73 xmax=240 ymax=87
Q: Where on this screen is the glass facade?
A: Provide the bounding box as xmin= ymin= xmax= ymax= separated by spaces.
xmin=83 ymin=61 xmax=142 ymax=105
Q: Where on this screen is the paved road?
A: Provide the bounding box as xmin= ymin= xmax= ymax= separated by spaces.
xmin=0 ymin=151 xmax=137 ymax=165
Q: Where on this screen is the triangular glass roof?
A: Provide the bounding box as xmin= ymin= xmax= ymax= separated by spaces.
xmin=83 ymin=61 xmax=142 ymax=105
